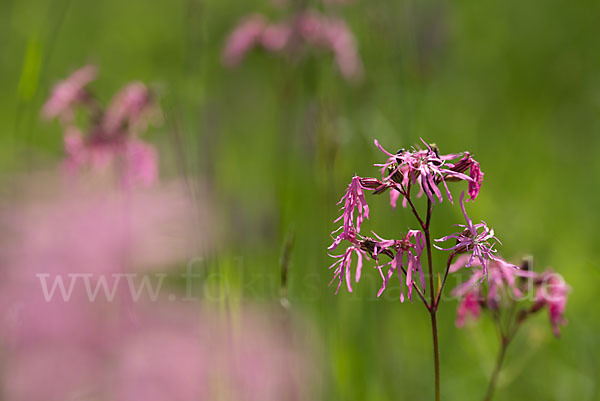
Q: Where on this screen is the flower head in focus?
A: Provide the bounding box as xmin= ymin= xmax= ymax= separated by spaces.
xmin=375 ymin=230 xmax=426 ymax=302
xmin=435 ymin=192 xmax=500 ymax=277
xmin=373 ymin=139 xmax=479 ymax=207
xmin=328 ymin=234 xmax=367 ymax=294
xmin=332 ymin=175 xmax=369 ymax=236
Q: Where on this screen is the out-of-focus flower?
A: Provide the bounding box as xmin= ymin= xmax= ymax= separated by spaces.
xmin=450 ymin=255 xmax=522 ymax=310
xmin=261 ymin=22 xmax=292 ymax=51
xmin=103 ymin=82 xmax=158 ymax=135
xmin=43 ymin=67 xmax=160 ymax=188
xmin=222 ymin=14 xmax=268 ymax=67
xmin=0 ymin=174 xmax=312 ymax=401
xmin=455 ymin=291 xmax=481 ymax=327
xmin=531 ymin=271 xmax=569 ymax=337
xmin=450 ymin=254 xmax=569 ymax=338
xmin=435 ymin=192 xmax=500 ymax=277
xmin=0 ymin=177 xmax=201 ymax=401
xmin=42 ymin=65 xmax=97 ymax=122
xmin=222 ymin=10 xmax=363 ymax=81
xmin=297 ymin=10 xmax=363 ymax=80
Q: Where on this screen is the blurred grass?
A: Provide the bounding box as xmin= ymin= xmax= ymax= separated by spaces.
xmin=1 ymin=0 xmax=599 ymax=400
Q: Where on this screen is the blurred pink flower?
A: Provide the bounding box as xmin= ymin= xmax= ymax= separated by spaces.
xmin=261 ymin=22 xmax=293 ymax=51
xmin=43 ymin=67 xmax=160 ymax=188
xmin=450 ymin=254 xmax=523 ymax=310
xmin=223 ymin=10 xmax=363 ymax=81
xmin=531 ymin=271 xmax=569 ymax=337
xmin=42 ymin=65 xmax=97 ymax=121
xmin=319 ymin=16 xmax=363 ymax=80
xmin=222 ymin=14 xmax=268 ymax=67
xmin=0 ymin=175 xmax=315 ymax=400
xmin=455 ymin=291 xmax=481 ymax=327
xmin=103 ymin=82 xmax=157 ymax=135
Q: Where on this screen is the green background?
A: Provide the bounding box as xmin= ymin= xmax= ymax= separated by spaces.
xmin=1 ymin=0 xmax=598 ymax=400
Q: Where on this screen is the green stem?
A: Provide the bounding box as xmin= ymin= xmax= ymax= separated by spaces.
xmin=406 ymin=196 xmax=440 ymax=401
xmin=483 ymin=313 xmax=523 ymax=401
xmin=483 ymin=338 xmax=508 ymax=401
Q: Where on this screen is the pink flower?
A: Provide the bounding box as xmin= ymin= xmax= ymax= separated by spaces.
xmin=443 ymin=152 xmax=484 ymax=201
xmin=435 ymin=192 xmax=500 ymax=277
xmin=42 ymin=65 xmax=97 ymax=121
xmin=532 ymin=271 xmax=569 ymax=337
xmin=222 ymin=10 xmax=363 ymax=81
xmin=468 ymin=160 xmax=483 ymax=200
xmin=450 ymin=254 xmax=523 ymax=310
xmin=103 ymin=82 xmax=156 ymax=135
xmin=43 ymin=68 xmax=160 ymax=188
xmin=261 ymin=22 xmax=293 ymax=51
xmin=0 ymin=179 xmax=203 ymax=401
xmin=328 ymin=239 xmax=367 ymax=294
xmin=322 ymin=17 xmax=363 ymax=80
xmin=374 ymin=139 xmax=475 ymax=206
xmin=329 ymin=175 xmax=370 ymax=250
xmin=121 ymin=139 xmax=159 ymax=188
xmin=63 ymin=136 xmax=158 ymax=189
xmin=222 ymin=14 xmax=267 ymax=67
xmin=376 ymin=230 xmax=426 ymax=302
xmin=455 ymin=291 xmax=481 ymax=327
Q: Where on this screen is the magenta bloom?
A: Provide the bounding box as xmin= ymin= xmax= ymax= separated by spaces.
xmin=532 ymin=271 xmax=569 ymax=337
xmin=42 ymin=65 xmax=97 ymax=121
xmin=468 ymin=160 xmax=483 ymax=200
xmin=374 ymin=139 xmax=476 ymax=207
xmin=435 ymin=192 xmax=500 ymax=277
xmin=328 ymin=237 xmax=367 ymax=294
xmin=450 ymin=254 xmax=522 ymax=310
xmin=455 ymin=291 xmax=481 ymax=327
xmin=329 ymin=175 xmax=370 ymax=248
xmin=376 ymin=230 xmax=426 ymax=302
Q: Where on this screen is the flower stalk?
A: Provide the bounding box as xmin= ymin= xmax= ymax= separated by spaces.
xmin=327 ymin=138 xmax=568 ymax=401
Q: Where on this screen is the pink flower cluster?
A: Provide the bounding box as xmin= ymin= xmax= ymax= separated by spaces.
xmin=451 ymin=255 xmax=569 ymax=337
xmin=374 ymin=139 xmax=483 ymax=207
xmin=43 ymin=66 xmax=160 ymax=188
xmin=222 ymin=10 xmax=363 ymax=81
xmin=329 ymin=137 xmax=569 ymax=396
xmin=328 ymin=139 xmax=485 ymax=301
